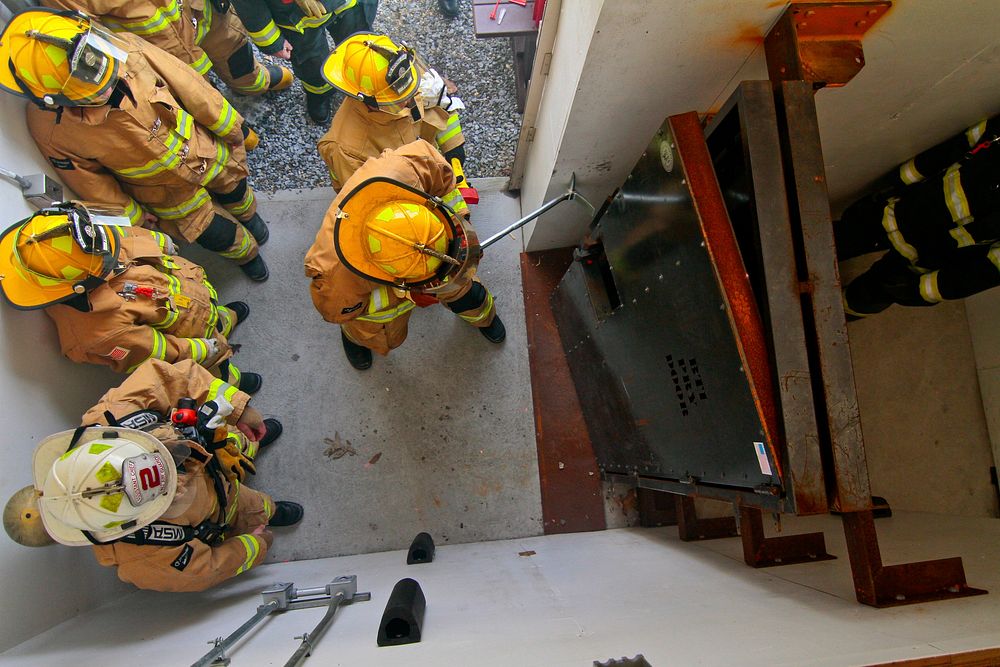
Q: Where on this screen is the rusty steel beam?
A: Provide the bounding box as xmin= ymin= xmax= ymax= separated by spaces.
xmin=764 ymin=1 xmax=891 ymax=88
xmin=841 ymin=512 xmax=988 ymax=607
xmin=739 ymin=506 xmax=835 ymax=568
xmin=636 ymin=488 xmax=678 ymax=528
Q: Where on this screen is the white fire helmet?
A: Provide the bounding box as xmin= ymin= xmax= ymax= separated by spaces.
xmin=32 ymin=427 xmax=176 ymax=546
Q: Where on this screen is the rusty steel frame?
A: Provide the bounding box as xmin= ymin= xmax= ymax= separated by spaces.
xmin=739 ymin=506 xmax=834 ymax=568
xmin=764 ymin=1 xmax=891 ymax=87
xmin=676 ymin=497 xmax=738 ymax=542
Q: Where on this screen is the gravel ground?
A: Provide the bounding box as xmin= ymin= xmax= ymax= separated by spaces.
xmin=224 ymin=0 xmax=521 ymax=193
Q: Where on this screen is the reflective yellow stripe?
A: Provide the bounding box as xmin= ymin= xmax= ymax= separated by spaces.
xmin=277 ymin=14 xmax=333 ymax=33
xmin=966 ymin=120 xmax=987 ymax=146
xmin=232 ymin=67 xmax=268 ymax=94
xmin=228 ymin=362 xmax=242 ymax=388
xmin=248 ymin=20 xmax=281 ymax=47
xmin=371 ymin=286 xmax=387 ymax=312
xmin=196 ymin=0 xmax=213 ymax=43
xmin=151 ymin=231 xmax=170 ymax=251
xmin=153 ymin=275 xmax=182 ymax=329
xmin=235 ymin=534 xmax=259 ymax=574
xmin=200 ymin=141 xmax=231 ymax=186
xmin=301 ymin=80 xmax=333 ymax=94
xmin=842 ymin=291 xmax=868 ymax=319
xmin=175 ymin=110 xmax=194 ymax=139
xmin=436 ymin=113 xmax=463 ymax=145
xmin=226 ymin=189 xmax=255 ymax=217
xmin=943 ymin=164 xmax=971 ymax=222
xmin=357 ymin=299 xmax=415 ymax=323
xmin=442 ymin=188 xmax=468 ymax=214
xmin=263 ymin=496 xmax=272 ymax=519
xmin=114 ymin=132 xmax=185 ymax=179
xmin=205 ymin=304 xmax=220 ymax=338
xmin=919 ymin=271 xmax=943 ymax=303
xmin=101 ymin=0 xmax=181 ymax=35
xmin=898 ymin=159 xmax=922 ymax=185
xmin=148 ymin=189 xmax=211 ymax=220
xmin=227 ymin=480 xmax=242 ymax=524
xmin=988 ymin=245 xmax=1000 ymax=273
xmin=216 ymin=306 xmax=234 ymax=337
xmin=188 ymin=338 xmax=209 ymax=362
xmin=219 ymin=231 xmax=253 ymax=259
xmin=208 ymin=378 xmax=239 ymax=402
xmin=124 ymin=199 xmax=143 ymax=225
xmin=127 ymin=329 xmax=168 ymax=372
xmin=949 ymin=225 xmax=976 ymax=247
xmin=191 ymin=52 xmax=213 ymax=76
xmin=334 ymin=0 xmax=358 ymax=13
xmin=880 ymin=199 xmax=918 ymax=263
xmin=231 ymin=431 xmax=258 ymax=459
xmin=208 ymin=101 xmax=238 ymax=138
xmin=458 ymin=291 xmax=494 ymax=323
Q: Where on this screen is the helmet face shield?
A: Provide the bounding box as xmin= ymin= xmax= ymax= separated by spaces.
xmin=0 ymin=9 xmax=127 ymax=107
xmin=0 ymin=201 xmax=122 ymax=310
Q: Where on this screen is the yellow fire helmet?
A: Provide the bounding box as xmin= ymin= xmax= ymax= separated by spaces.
xmin=0 ymin=201 xmax=122 ymax=310
xmin=31 ymin=427 xmax=177 ymax=546
xmin=0 ymin=7 xmax=128 ymax=108
xmin=321 ymin=32 xmax=427 ymax=113
xmin=334 ymin=177 xmax=473 ymax=289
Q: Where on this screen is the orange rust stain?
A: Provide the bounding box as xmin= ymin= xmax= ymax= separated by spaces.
xmin=475 ymin=482 xmax=490 ymax=497
xmin=432 ymin=494 xmax=442 ymax=508
xmin=732 ymin=23 xmax=765 ymax=48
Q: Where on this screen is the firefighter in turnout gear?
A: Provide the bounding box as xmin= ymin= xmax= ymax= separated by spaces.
xmin=0 ymin=8 xmax=272 ymax=280
xmin=0 ymin=202 xmax=263 ymax=393
xmin=304 ymin=139 xmax=504 ymax=370
xmin=231 ymin=0 xmax=377 ymax=123
xmin=317 ymin=32 xmax=475 ymax=205
xmin=835 ymin=116 xmax=1000 ymax=318
xmin=8 ymin=359 xmax=303 ymax=592
xmin=41 ymin=0 xmax=294 ymax=96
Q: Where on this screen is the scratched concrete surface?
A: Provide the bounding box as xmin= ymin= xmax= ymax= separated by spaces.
xmin=181 ymin=181 xmax=543 ymax=560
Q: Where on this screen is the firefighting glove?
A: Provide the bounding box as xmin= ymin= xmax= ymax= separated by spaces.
xmin=294 ymin=0 xmax=326 ymax=18
xmin=214 ymin=438 xmax=257 ymax=482
xmin=419 ymin=68 xmax=466 ymax=112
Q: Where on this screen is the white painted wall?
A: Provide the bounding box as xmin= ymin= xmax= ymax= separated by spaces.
xmin=520 ymin=0 xmax=1000 ymax=249
xmin=0 ymin=92 xmax=127 ymax=652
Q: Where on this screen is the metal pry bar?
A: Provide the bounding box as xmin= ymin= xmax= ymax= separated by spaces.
xmin=480 ymin=173 xmax=594 ymax=250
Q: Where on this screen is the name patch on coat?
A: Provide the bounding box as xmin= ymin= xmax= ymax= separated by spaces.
xmin=341 ymin=301 xmax=364 ymax=314
xmin=48 ymin=157 xmax=75 ymax=170
xmin=171 ymin=544 xmax=194 ymax=571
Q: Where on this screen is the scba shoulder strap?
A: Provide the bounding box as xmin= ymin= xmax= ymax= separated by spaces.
xmin=118 ymin=518 xmax=226 ymax=547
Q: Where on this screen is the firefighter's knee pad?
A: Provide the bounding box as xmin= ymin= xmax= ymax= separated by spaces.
xmin=445 ymin=282 xmax=486 ymax=313
xmin=227 ymin=42 xmax=255 ymax=79
xmin=443 ymin=144 xmax=466 ymax=166
xmin=196 ymin=214 xmax=238 ymax=251
xmin=213 ymin=179 xmax=248 ymax=205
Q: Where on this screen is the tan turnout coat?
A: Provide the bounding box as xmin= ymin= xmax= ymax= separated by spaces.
xmin=88 ymin=359 xmax=273 ymax=592
xmin=45 ymin=227 xmax=238 ymax=374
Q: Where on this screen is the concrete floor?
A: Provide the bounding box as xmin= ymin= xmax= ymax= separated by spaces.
xmin=5 ymin=513 xmax=1000 ymax=666
xmin=183 ymin=181 xmax=542 ymax=562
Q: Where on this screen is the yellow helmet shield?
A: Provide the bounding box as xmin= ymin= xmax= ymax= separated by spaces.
xmin=0 ymin=8 xmax=127 ymax=108
xmin=321 ymin=32 xmax=427 ymax=114
xmin=334 ymin=178 xmax=471 ymax=289
xmin=0 ymin=201 xmax=122 ymax=309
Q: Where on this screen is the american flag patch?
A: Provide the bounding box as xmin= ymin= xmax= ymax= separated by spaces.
xmin=104 ymin=346 xmax=130 ymax=361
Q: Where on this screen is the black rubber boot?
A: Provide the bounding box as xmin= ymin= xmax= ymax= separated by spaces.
xmin=437 ymin=0 xmax=459 ymax=17
xmin=258 ymin=418 xmax=283 ymax=449
xmin=341 ymin=331 xmax=372 ymax=370
xmin=239 ymin=372 xmax=263 ymax=394
xmin=225 ymin=301 xmax=250 ymax=324
xmin=479 ymin=314 xmax=506 ymax=344
xmin=306 ymin=91 xmax=334 ymax=125
xmin=242 ymin=213 xmax=269 ymax=245
xmin=239 ymin=255 xmax=269 ymax=282
xmin=268 ymin=501 xmax=304 ymax=527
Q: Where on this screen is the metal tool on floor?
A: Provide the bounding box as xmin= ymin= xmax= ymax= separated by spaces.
xmin=480 ymin=173 xmax=594 ymax=250
xmin=192 ymin=575 xmax=371 ymax=666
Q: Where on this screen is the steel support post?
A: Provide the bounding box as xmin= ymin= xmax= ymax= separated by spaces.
xmin=739 ymin=506 xmax=834 ymax=568
xmin=675 ymin=497 xmax=738 ymax=542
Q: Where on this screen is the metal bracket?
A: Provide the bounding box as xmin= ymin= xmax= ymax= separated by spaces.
xmin=764 ymin=2 xmax=891 ymax=88
xmin=480 ymin=172 xmax=594 ymax=250
xmin=675 ymin=496 xmax=738 ymax=542
xmin=739 ymin=506 xmax=835 ymax=567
